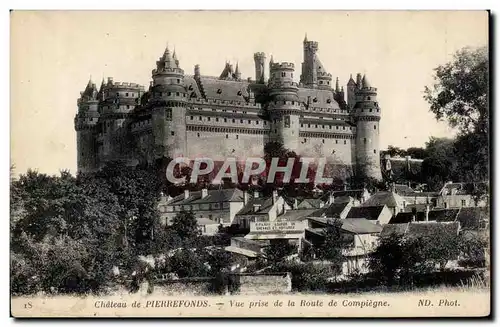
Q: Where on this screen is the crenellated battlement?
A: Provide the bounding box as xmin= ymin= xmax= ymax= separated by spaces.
xmin=104 ymin=78 xmax=145 ymax=91
xmin=152 ymin=67 xmax=185 ymax=76
xmin=270 ymin=62 xmax=295 ymax=70
xmin=253 ymin=52 xmax=266 ymax=59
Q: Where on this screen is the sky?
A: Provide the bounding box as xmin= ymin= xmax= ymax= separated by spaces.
xmin=10 ymin=11 xmax=488 ymax=175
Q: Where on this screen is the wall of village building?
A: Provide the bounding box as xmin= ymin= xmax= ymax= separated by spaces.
xmin=437 ymin=194 xmax=487 ymax=208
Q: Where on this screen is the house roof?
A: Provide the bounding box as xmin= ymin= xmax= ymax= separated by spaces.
xmin=380 ymin=223 xmax=409 ymax=238
xmin=198 ymin=77 xmax=250 ymax=102
xmin=297 ymin=88 xmax=341 ymax=110
xmin=440 ymin=182 xmax=488 ymax=196
xmin=331 ymin=189 xmax=366 ymax=199
xmin=166 ymin=188 xmax=245 ymax=206
xmin=298 ymin=198 xmax=324 ymax=209
xmin=394 ymin=184 xmax=415 ymax=196
xmin=346 ymin=205 xmax=386 ymax=220
xmin=456 ymin=207 xmax=489 ymax=230
xmin=307 ymin=217 xmax=382 ymax=234
xmin=362 ymin=191 xmax=405 ymax=208
xmin=317 ymin=202 xmax=350 ymax=218
xmin=235 ymin=196 xmax=275 ymax=216
xmin=407 ymin=221 xmax=460 ymax=238
xmin=278 ymin=209 xmax=319 ymax=222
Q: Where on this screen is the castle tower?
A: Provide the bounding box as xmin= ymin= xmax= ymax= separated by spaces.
xmin=151 ymin=44 xmax=188 ymax=159
xmin=75 ymin=78 xmax=100 ymax=173
xmin=347 ymin=74 xmax=357 ymax=110
xmin=300 ymin=36 xmax=319 ymax=88
xmin=98 ymin=77 xmax=144 ymax=166
xmin=353 ymin=74 xmax=382 ymax=180
xmin=253 ymin=52 xmax=266 ymax=83
xmin=268 ymin=61 xmax=301 ymax=151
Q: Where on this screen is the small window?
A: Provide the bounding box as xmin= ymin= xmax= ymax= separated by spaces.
xmin=224 ymin=118 xmax=227 ymax=122
xmin=177 ymin=79 xmax=180 ymax=83
xmin=232 ymin=119 xmax=235 ymax=123
xmin=216 ymin=118 xmax=219 ymax=122
xmin=444 ymin=202 xmax=448 ymax=209
xmin=197 ymin=133 xmax=200 ymax=137
xmin=301 ymin=124 xmax=303 ymax=127
xmin=236 ymin=135 xmax=239 ymax=139
xmin=461 ymin=200 xmax=466 ymax=206
xmin=335 ymin=140 xmax=338 ymax=144
xmin=225 ymin=134 xmax=228 ymax=139
xmin=126 ymin=105 xmax=130 ymax=109
xmin=168 ymin=92 xmax=172 ymax=96
xmin=207 ymin=117 xmax=211 ymax=121
xmin=374 ymin=125 xmax=377 ymax=130
xmin=344 ymin=140 xmax=347 ymax=144
xmin=199 ymin=116 xmax=202 ymax=121
xmin=281 ymin=72 xmax=286 ymax=77
xmin=322 ymin=139 xmax=325 ymax=144
xmin=176 ymin=92 xmax=179 ymax=96
xmin=363 ymin=138 xmax=367 ymax=144
xmin=190 ymin=116 xmax=194 ymax=120
xmin=343 ymin=126 xmax=346 ymax=130
xmin=319 ymin=81 xmax=323 ymax=84
xmin=374 ymin=149 xmax=376 ymax=154
xmin=367 ymin=96 xmax=371 ymax=100
xmin=248 ymin=120 xmax=251 ymax=124
xmin=171 ymin=131 xmax=175 ymax=136
xmin=240 ymin=119 xmax=243 ymax=123
xmin=256 ymin=121 xmax=259 ymax=125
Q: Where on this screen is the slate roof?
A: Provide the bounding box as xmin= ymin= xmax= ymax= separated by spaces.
xmin=319 ymin=202 xmax=351 ymax=218
xmin=331 ymin=189 xmax=366 ymax=199
xmin=307 ymin=217 xmax=382 ymax=234
xmin=456 ymin=207 xmax=489 ymax=230
xmin=235 ymin=196 xmax=275 ymax=216
xmin=298 ymin=198 xmax=324 ymax=209
xmin=362 ymin=192 xmax=405 ymax=208
xmin=298 ymin=88 xmax=341 ymax=110
xmin=394 ymin=184 xmax=415 ymax=196
xmin=278 ymin=209 xmax=319 ymax=222
xmin=346 ymin=205 xmax=386 ymax=220
xmin=166 ymin=188 xmax=244 ymax=206
xmin=380 ymin=223 xmax=409 ymax=238
xmin=407 ymin=222 xmax=460 ymax=238
xmin=199 ymin=77 xmax=250 ymax=102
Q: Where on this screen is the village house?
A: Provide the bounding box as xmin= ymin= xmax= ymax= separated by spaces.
xmin=345 ymin=205 xmax=393 ymax=225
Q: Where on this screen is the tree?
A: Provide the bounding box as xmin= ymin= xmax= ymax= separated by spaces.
xmin=316 ymin=219 xmax=348 ymax=277
xmin=170 ymin=210 xmax=200 ymax=244
xmin=424 ymin=46 xmax=489 ymax=186
xmin=369 ymin=233 xmax=406 ymax=286
xmin=264 ymin=239 xmax=296 ymax=265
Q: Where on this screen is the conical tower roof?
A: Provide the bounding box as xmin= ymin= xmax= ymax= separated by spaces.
xmin=362 ymin=74 xmax=371 ymax=88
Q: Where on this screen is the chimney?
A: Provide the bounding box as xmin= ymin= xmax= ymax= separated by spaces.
xmin=184 ymin=189 xmax=190 ymax=199
xmin=343 ymin=183 xmax=348 ymax=191
xmin=201 ymin=188 xmax=208 ymax=199
xmin=254 ymin=191 xmax=260 ymax=199
xmin=391 ymin=182 xmax=396 ymax=193
xmin=243 ymin=191 xmax=249 ymax=205
xmin=293 ymin=198 xmax=298 ymax=209
xmin=425 ymin=204 xmax=430 ymax=222
xmin=272 ymin=190 xmax=278 ymax=205
xmin=194 ymin=64 xmax=200 ymax=79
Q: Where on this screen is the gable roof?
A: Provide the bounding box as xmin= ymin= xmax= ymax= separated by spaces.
xmin=380 ymin=223 xmax=409 ymax=238
xmin=346 ymin=205 xmax=386 ymax=220
xmin=198 ymin=77 xmax=250 ymax=102
xmin=429 ymin=209 xmax=460 ymax=222
xmin=236 ymin=196 xmax=275 ymax=216
xmin=394 ymin=184 xmax=415 ymax=196
xmin=278 ymin=209 xmax=320 ymax=222
xmin=298 ymin=198 xmax=324 ymax=209
xmin=319 ymin=202 xmax=351 ymax=218
xmin=166 ymin=188 xmax=244 ymax=206
xmin=407 ymin=221 xmax=460 ymax=238
xmin=331 ymin=189 xmax=366 ymax=199
xmin=307 ymin=217 xmax=382 ymax=234
xmin=362 ymin=191 xmax=405 ymax=208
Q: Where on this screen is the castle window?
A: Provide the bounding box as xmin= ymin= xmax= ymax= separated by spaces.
xmin=176 ymin=92 xmax=180 ymax=96
xmin=281 ymin=72 xmax=286 ymax=77
xmin=327 ymin=81 xmax=330 ymax=85
xmin=248 ymin=120 xmax=251 ymax=124
xmin=190 ymin=116 xmax=193 ymax=120
xmin=343 ymin=126 xmax=346 ymax=130
xmin=232 ymin=119 xmax=235 ymax=123
xmin=116 ymin=93 xmax=119 ymax=97
xmin=199 ymin=116 xmax=202 ymax=121
xmin=216 ymin=118 xmax=219 ymax=122
xmin=319 ymin=81 xmax=323 ymax=84
xmin=374 ymin=149 xmax=377 ymax=154
xmin=240 ymin=119 xmax=243 ymax=123
xmin=177 ymin=79 xmax=180 ymax=83
xmin=264 ymin=121 xmax=267 ymax=125
xmin=329 ymin=126 xmax=332 ymax=129
xmin=336 ymin=126 xmax=339 ymax=130
xmin=327 ymin=99 xmax=331 ymax=103
xmin=226 ymin=134 xmax=229 ymax=139
xmin=256 ymin=121 xmax=259 ymax=125
xmin=322 ymin=139 xmax=325 ymax=143
xmin=197 ymin=133 xmax=200 ymax=137
xmin=224 ymin=118 xmax=227 ymax=122
xmin=367 ymin=96 xmax=371 ymax=100
xmin=237 ymin=91 xmax=242 ymax=96
xmin=308 ymin=124 xmax=310 ymax=128
xmin=274 ymin=129 xmax=277 ymax=133
xmin=127 ymin=105 xmax=130 ymax=109
xmin=335 ymin=140 xmax=338 ymax=144
xmin=461 ymin=199 xmax=466 ymax=206
xmin=217 ymin=89 xmax=222 ymax=94
xmin=374 ymin=125 xmax=377 ymax=130
xmin=344 ymin=140 xmax=347 ymax=144
xmin=233 ymin=110 xmax=237 ymax=113
xmin=189 ymin=85 xmax=193 ymax=90
xmin=236 ymin=135 xmax=239 ymax=139
xmin=313 ymin=98 xmax=318 ymax=102
xmin=304 ymin=138 xmax=307 ymax=143
xmin=363 ymin=138 xmax=367 ymax=144
xmin=171 ymin=131 xmax=175 ymax=136
xmin=301 ymin=124 xmax=303 ymax=127
xmin=207 ymin=117 xmax=211 ymax=121
xmin=369 ymin=109 xmax=373 ymax=112
xmin=291 ymin=73 xmax=293 ymax=78
xmin=168 ymin=92 xmax=172 ymax=96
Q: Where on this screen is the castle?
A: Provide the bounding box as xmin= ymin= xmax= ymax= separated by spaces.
xmin=75 ymin=36 xmax=382 ymax=180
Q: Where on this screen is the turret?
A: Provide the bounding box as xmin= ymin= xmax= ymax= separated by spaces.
xmin=268 ymin=61 xmax=301 ymax=151
xmin=98 ymin=77 xmax=145 ymax=166
xmin=253 ymin=52 xmax=266 ymax=83
xmin=300 ymin=36 xmax=319 ymax=88
xmin=347 ymin=74 xmax=357 ymax=110
xmin=75 ymin=78 xmax=100 ymax=173
xmin=234 ymin=62 xmax=241 ymax=80
xmin=150 ymin=44 xmax=188 ymax=159
xmin=353 ymin=74 xmax=382 ymax=180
